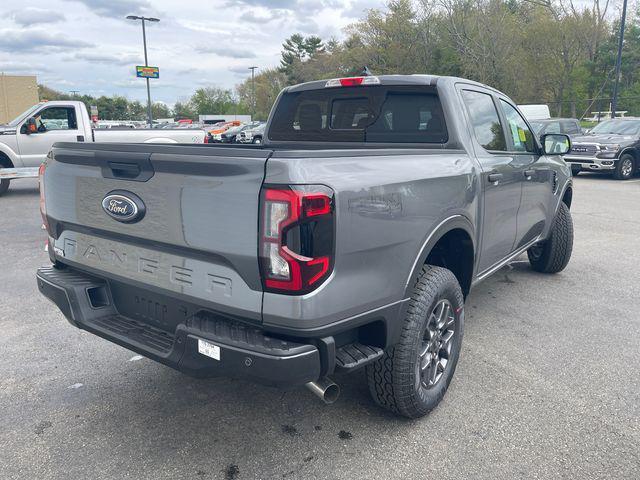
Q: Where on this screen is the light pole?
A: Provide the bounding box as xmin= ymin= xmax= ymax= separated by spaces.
xmin=126 ymin=15 xmax=160 ymax=126
xmin=611 ymin=0 xmax=628 ymax=118
xmin=249 ymin=66 xmax=258 ymax=119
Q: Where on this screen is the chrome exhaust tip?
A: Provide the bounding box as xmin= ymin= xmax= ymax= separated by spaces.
xmin=305 ymin=377 xmax=340 ymax=404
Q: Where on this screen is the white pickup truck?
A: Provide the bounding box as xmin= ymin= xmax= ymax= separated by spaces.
xmin=0 ymin=101 xmax=205 ymax=196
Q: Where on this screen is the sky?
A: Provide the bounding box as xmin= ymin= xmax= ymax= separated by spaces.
xmin=0 ymin=0 xmax=384 ymax=106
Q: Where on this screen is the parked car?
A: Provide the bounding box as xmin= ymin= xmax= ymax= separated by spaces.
xmin=220 ymin=123 xmax=261 ymax=143
xmin=238 ymin=123 xmax=266 ymax=144
xmin=529 ymin=118 xmax=583 ymax=137
xmin=36 ymin=74 xmax=574 ymax=418
xmin=563 ymin=117 xmax=640 ymax=179
xmin=0 ymin=101 xmax=206 ymax=196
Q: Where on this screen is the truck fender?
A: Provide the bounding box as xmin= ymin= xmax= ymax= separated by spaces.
xmin=0 ymin=144 xmax=19 ymax=168
xmin=143 ymin=138 xmax=179 ymax=144
xmin=619 ymin=146 xmax=638 ymax=163
xmin=403 ymin=214 xmax=476 ymax=298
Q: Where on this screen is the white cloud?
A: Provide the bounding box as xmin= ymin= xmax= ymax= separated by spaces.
xmin=0 ymin=0 xmax=381 ymax=104
xmin=10 ymin=8 xmax=65 ymax=26
xmin=0 ymin=29 xmax=93 ymax=52
xmin=63 ymin=0 xmax=156 ymax=18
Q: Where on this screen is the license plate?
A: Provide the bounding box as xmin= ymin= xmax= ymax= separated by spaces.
xmin=198 ymin=339 xmax=221 ymax=361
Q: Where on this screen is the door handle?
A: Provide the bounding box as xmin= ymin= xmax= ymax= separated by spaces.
xmin=488 ymin=173 xmax=503 ymax=183
xmin=524 ymin=169 xmax=536 ymax=178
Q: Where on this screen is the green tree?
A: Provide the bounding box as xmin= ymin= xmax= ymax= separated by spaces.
xmin=236 ymin=68 xmax=288 ymax=120
xmin=189 ymin=87 xmax=236 ymax=115
xmin=173 ymin=100 xmax=196 ymax=120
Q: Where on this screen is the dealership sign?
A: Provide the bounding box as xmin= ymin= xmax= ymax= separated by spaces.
xmin=136 ymin=66 xmax=159 ymax=79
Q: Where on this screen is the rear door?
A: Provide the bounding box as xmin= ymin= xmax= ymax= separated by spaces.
xmin=45 ymin=143 xmax=270 ymax=323
xmin=459 ymin=88 xmax=521 ymax=273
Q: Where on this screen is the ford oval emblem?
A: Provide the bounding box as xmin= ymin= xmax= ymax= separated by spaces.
xmin=101 ymin=191 xmax=146 ymax=223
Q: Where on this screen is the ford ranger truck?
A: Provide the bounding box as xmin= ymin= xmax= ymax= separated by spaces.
xmin=36 ymin=75 xmax=574 ymax=418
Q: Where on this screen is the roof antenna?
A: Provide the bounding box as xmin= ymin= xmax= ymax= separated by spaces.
xmin=361 ymin=66 xmax=373 ymax=76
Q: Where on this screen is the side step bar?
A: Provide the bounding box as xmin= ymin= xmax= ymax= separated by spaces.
xmin=0 ymin=167 xmax=39 ymax=180
xmin=335 ymin=343 xmax=384 ymax=372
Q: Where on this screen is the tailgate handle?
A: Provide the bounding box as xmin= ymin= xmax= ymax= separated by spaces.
xmin=97 ymin=152 xmax=154 ymax=182
xmin=108 ymin=162 xmax=141 ymax=179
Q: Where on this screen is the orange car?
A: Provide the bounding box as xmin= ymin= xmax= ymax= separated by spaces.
xmin=208 ymin=120 xmax=241 ymax=135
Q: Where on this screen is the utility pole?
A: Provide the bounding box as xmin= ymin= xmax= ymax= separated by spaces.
xmin=126 ymin=15 xmax=160 ymax=126
xmin=70 ymin=90 xmax=79 ymax=97
xmin=249 ymin=66 xmax=258 ymax=120
xmin=611 ymin=0 xmax=628 ymax=118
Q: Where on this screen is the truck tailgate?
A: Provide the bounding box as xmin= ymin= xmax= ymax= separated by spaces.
xmin=44 ymin=143 xmax=270 ymax=322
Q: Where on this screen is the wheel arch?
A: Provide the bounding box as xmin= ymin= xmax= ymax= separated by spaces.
xmin=404 ymin=215 xmax=476 ymax=299
xmin=0 ymin=147 xmax=17 ymax=168
xmin=561 ymin=184 xmax=573 ymax=209
xmin=619 ymin=147 xmax=638 ymax=160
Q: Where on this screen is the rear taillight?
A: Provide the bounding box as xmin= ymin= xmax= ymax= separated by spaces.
xmin=259 ymin=185 xmax=334 ymax=294
xmin=38 ymin=161 xmax=49 ymax=234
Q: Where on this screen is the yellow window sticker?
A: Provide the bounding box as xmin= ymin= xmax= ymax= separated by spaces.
xmin=518 ymin=128 xmax=527 ymax=142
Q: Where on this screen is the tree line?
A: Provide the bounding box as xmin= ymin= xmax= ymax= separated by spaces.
xmin=40 ymin=0 xmax=640 ymax=121
xmin=237 ymin=0 xmax=640 ymax=120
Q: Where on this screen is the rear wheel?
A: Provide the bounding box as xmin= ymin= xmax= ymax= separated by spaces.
xmin=527 ymin=202 xmax=573 ymax=273
xmin=366 ymin=265 xmax=464 ymax=418
xmin=613 ymin=153 xmax=635 ymax=180
xmin=252 ymin=136 xmax=262 ymax=144
xmin=0 ymin=155 xmax=12 ymax=196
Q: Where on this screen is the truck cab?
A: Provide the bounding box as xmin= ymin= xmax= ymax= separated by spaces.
xmin=1 ymin=101 xmax=92 ymax=169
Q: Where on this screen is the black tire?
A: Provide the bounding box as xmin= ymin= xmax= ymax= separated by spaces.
xmin=366 ymin=265 xmax=464 ymax=418
xmin=527 ymin=202 xmax=573 ymax=273
xmin=613 ymin=153 xmax=635 ymax=180
xmin=0 ymin=156 xmax=12 ymax=197
xmin=252 ymin=136 xmax=262 ymax=144
xmin=570 ymin=164 xmax=581 ymax=176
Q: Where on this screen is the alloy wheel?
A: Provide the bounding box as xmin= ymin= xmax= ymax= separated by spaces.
xmin=417 ymin=299 xmax=456 ymax=389
xmin=621 ymin=158 xmax=633 ymax=178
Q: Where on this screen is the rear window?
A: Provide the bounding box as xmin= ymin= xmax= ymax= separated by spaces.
xmin=268 ymin=86 xmax=448 ymax=143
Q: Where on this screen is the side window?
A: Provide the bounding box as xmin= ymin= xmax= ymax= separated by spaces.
xmin=37 ymin=107 xmax=78 ymax=131
xmin=499 ymin=100 xmax=535 ymax=153
xmin=545 ymin=121 xmax=561 ymax=134
xmin=461 ymin=90 xmax=506 ymax=151
xmin=561 ymin=120 xmax=580 ymax=135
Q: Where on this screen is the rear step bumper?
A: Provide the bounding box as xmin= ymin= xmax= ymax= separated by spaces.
xmin=36 ymin=266 xmax=321 ymax=387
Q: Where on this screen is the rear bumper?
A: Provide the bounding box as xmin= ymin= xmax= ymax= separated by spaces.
xmin=36 ymin=265 xmax=321 ymax=387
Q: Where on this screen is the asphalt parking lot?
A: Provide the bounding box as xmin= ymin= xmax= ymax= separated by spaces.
xmin=0 ymin=175 xmax=638 ymax=480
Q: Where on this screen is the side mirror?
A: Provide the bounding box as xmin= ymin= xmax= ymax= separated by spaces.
xmin=22 ymin=117 xmax=38 ymax=134
xmin=541 ymin=133 xmax=571 ymax=155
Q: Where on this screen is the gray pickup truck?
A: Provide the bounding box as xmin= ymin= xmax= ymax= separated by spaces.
xmin=36 ymin=74 xmax=574 ymax=418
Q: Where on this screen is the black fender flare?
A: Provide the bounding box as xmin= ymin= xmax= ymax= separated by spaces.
xmin=558 ymin=179 xmax=573 ymax=211
xmin=619 ymin=147 xmax=638 ymax=163
xmin=403 ymin=214 xmax=476 ymax=298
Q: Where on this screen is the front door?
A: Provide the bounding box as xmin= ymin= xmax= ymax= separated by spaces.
xmin=498 ymin=99 xmax=553 ymax=249
xmin=17 ymin=105 xmax=82 ymax=167
xmin=460 ymin=88 xmax=521 ymax=273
